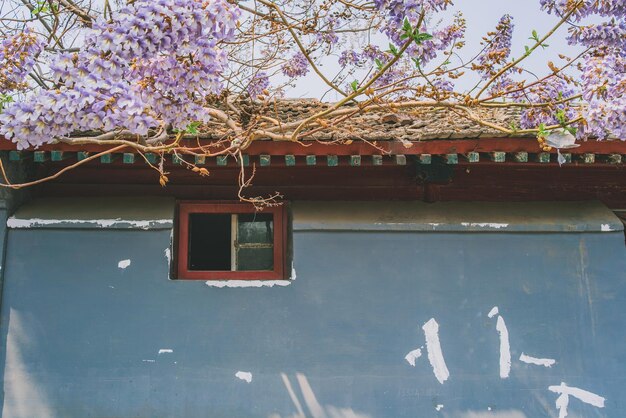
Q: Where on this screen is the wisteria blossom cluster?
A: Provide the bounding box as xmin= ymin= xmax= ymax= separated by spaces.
xmin=0 ymin=0 xmax=240 ymax=149
xmin=0 ymin=30 xmax=44 ymax=95
xmin=247 ymin=72 xmax=270 ymax=100
xmin=519 ymin=77 xmax=579 ymax=129
xmin=474 ymin=15 xmax=514 ymax=80
xmin=581 ymin=54 xmax=626 ymax=139
xmin=539 ymin=0 xmax=625 ymax=138
xmin=281 ymin=52 xmax=310 ymax=79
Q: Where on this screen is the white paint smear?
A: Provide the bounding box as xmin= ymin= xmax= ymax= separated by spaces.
xmin=549 ymin=382 xmax=605 ymax=418
xmin=235 ymin=371 xmax=253 ymax=383
xmin=291 ymin=263 xmax=297 ymax=280
xmin=118 ymin=259 xmax=131 ymax=269
xmin=404 ymin=348 xmax=422 ymax=367
xmin=158 ymin=349 xmax=173 ymax=354
xmin=422 ymin=318 xmax=450 ymax=384
xmin=487 ymin=306 xmax=499 ymax=318
xmin=142 ymin=359 xmax=155 ymax=363
xmin=205 ymin=280 xmax=292 ymax=288
xmin=460 ymin=222 xmax=509 ymax=229
xmin=164 ymin=248 xmax=171 ymax=264
xmin=7 ymin=217 xmax=171 ymax=229
xmin=496 ymin=316 xmax=511 ymax=379
xmin=519 ymin=353 xmax=556 ymax=368
xmin=436 ymin=404 xmax=444 ymax=411
xmin=601 ymin=224 xmax=613 ymax=232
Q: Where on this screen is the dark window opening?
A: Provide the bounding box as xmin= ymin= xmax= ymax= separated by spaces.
xmin=188 ymin=213 xmax=232 ymax=271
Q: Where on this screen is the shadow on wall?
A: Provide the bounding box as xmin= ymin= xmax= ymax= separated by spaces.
xmin=2 ymin=308 xmax=53 ymax=418
xmin=268 ymin=373 xmax=371 ymax=418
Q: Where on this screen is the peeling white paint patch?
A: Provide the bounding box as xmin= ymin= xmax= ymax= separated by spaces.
xmin=6 ymin=217 xmax=171 ymax=229
xmin=142 ymin=359 xmax=155 ymax=363
xmin=549 ymin=382 xmax=605 ymax=418
xmin=164 ymin=248 xmax=171 ymax=264
xmin=404 ymin=348 xmax=422 ymax=367
xmin=461 ymin=222 xmax=509 ymax=229
xmin=205 ymin=280 xmax=292 ymax=288
xmin=290 ymin=263 xmax=297 ymax=280
xmin=601 ymin=224 xmax=613 ymax=232
xmin=117 ymin=259 xmax=131 ymax=269
xmin=235 ymin=371 xmax=253 ymax=383
xmin=435 ymin=404 xmax=444 ymax=411
xmin=496 ymin=316 xmax=511 ymax=379
xmin=422 ymin=318 xmax=450 ymax=384
xmin=519 ymin=353 xmax=556 ymax=368
xmin=158 ymin=349 xmax=173 ymax=354
xmin=487 ymin=306 xmax=499 ymax=318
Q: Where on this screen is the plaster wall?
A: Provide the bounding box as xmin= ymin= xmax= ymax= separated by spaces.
xmin=0 ymin=200 xmax=624 ymax=418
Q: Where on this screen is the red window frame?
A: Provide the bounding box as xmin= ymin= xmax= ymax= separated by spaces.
xmin=177 ymin=202 xmax=287 ymax=280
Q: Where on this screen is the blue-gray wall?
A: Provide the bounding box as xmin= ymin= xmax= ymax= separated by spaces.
xmin=0 ymin=200 xmax=624 ymax=418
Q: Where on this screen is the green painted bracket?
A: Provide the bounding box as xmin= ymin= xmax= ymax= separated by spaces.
xmin=34 ymin=151 xmax=48 ymax=163
xmin=285 ymin=155 xmax=296 ymax=166
xmin=145 ymin=153 xmax=158 ymax=164
xmin=259 ymin=155 xmax=271 ymax=166
xmin=123 ymin=153 xmax=135 ymax=164
xmin=513 ymin=152 xmax=528 ymax=163
xmin=217 ymin=155 xmax=228 ymax=166
xmin=418 ymin=154 xmax=431 ymax=164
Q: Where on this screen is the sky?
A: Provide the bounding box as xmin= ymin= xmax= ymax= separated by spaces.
xmin=286 ymin=0 xmax=588 ymax=99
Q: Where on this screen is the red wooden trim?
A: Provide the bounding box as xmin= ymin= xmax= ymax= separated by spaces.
xmin=2 ymin=137 xmax=625 ymax=155
xmin=176 ymin=202 xmax=286 ymax=280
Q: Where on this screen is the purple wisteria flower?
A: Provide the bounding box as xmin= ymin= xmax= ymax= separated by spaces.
xmin=281 ymin=52 xmax=310 ymax=78
xmin=519 ymin=77 xmax=578 ymax=130
xmin=0 ymin=0 xmax=241 ymax=149
xmin=0 ymin=29 xmax=44 ymax=94
xmin=247 ymin=72 xmax=270 ymax=100
xmin=476 ymin=14 xmax=514 ymax=80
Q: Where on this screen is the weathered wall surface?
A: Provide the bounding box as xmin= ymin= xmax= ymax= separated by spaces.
xmin=0 ymin=200 xmax=624 ymax=418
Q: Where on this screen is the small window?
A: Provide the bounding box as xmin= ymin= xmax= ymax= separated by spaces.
xmin=177 ymin=203 xmax=287 ymax=280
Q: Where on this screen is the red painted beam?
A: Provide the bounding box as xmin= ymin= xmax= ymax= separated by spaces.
xmin=1 ymin=137 xmax=625 ymax=155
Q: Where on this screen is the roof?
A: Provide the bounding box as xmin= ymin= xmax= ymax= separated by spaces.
xmin=0 ymin=100 xmax=624 ymax=166
xmin=201 ymin=99 xmax=529 ymax=141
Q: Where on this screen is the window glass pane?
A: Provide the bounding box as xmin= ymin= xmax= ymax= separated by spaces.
xmin=188 ymin=213 xmax=231 ymax=271
xmin=237 ymin=247 xmax=274 ymax=271
xmin=238 ymin=213 xmax=273 ymax=244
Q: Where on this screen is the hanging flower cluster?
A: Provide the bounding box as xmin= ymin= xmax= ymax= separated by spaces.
xmin=0 ymin=0 xmax=240 ymax=149
xmin=474 ymin=14 xmax=514 ymax=80
xmin=0 ymin=30 xmax=44 ymax=94
xmin=247 ymin=72 xmax=270 ymax=100
xmin=281 ymin=52 xmax=310 ymax=78
xmin=539 ymin=0 xmax=625 ymax=138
